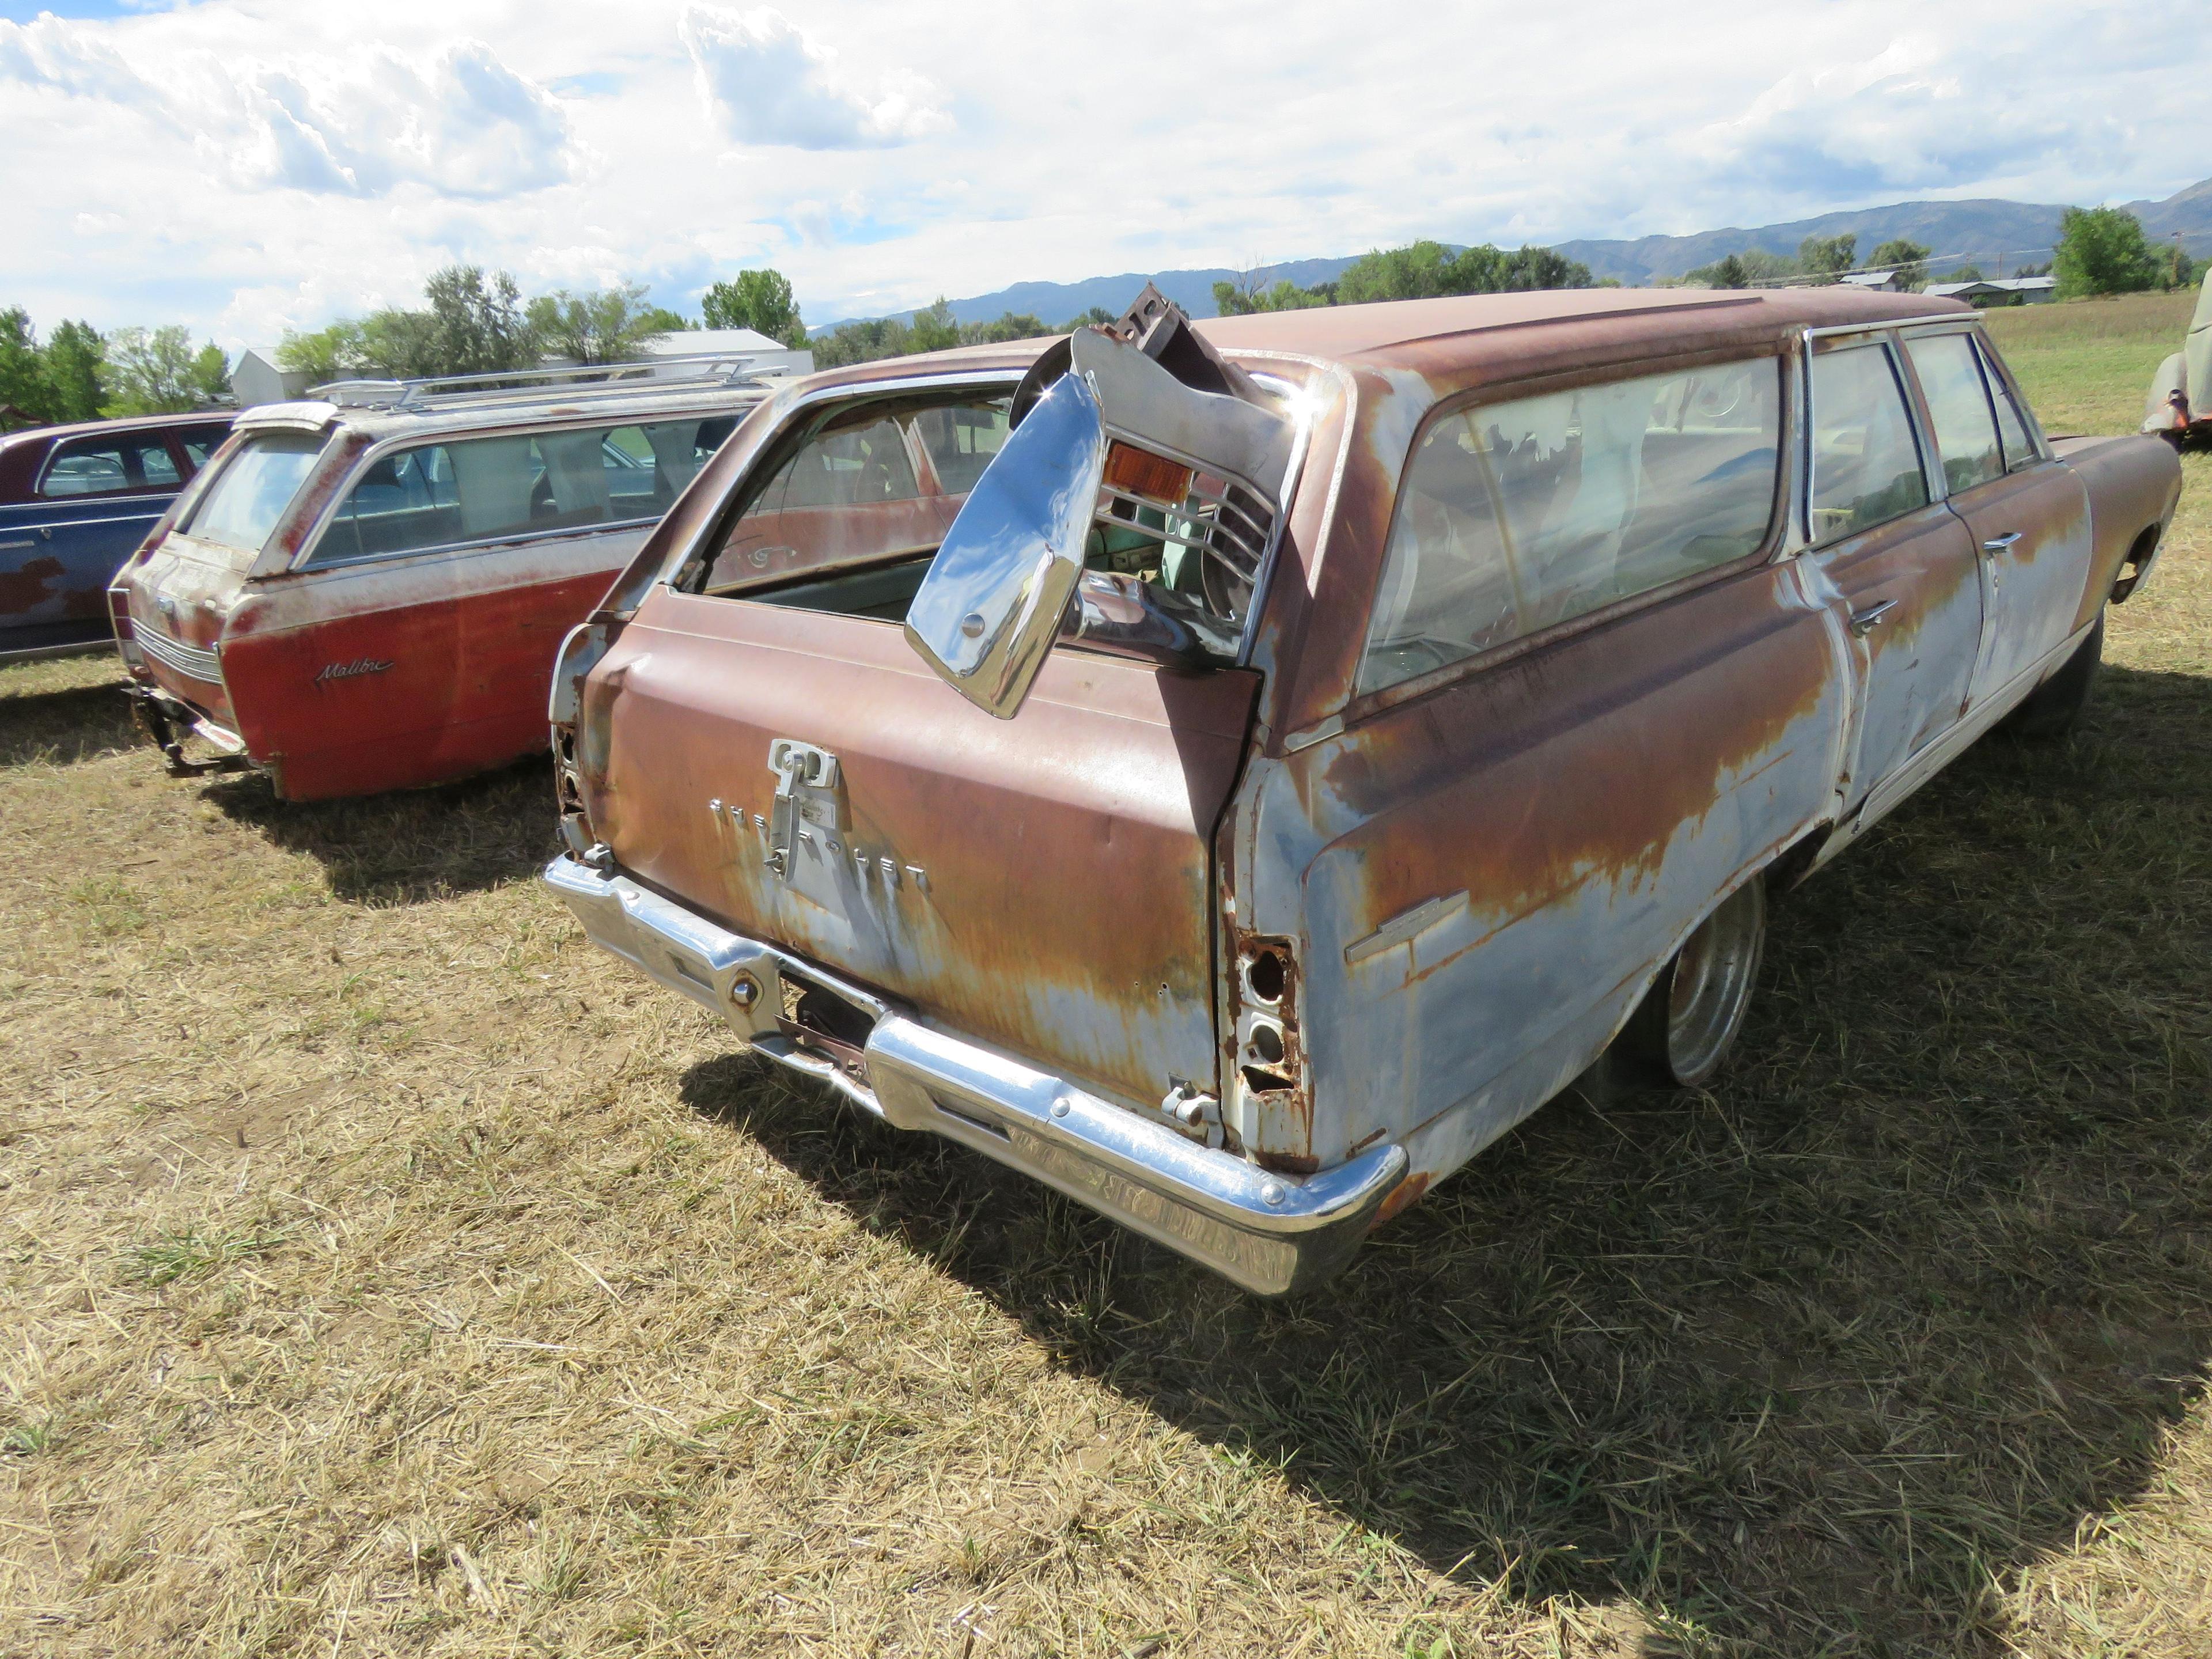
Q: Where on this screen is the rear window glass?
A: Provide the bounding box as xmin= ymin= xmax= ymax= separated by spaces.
xmin=704 ymin=399 xmax=1005 ymax=590
xmin=39 ymin=433 xmax=180 ymax=498
xmin=183 ymin=433 xmax=327 ymax=552
xmin=179 ymin=425 xmax=231 ymax=471
xmin=1358 ymin=358 xmax=1782 ymax=697
xmin=311 ymin=415 xmax=738 ymax=566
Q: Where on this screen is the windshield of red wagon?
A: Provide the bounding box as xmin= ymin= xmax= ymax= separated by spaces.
xmin=182 ymin=431 xmax=329 ymax=554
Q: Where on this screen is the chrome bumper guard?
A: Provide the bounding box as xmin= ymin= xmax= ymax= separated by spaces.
xmin=543 ymin=855 xmax=1406 ymax=1295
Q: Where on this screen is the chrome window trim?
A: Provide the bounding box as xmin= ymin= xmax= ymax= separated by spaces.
xmin=289 ymin=399 xmax=760 ymax=573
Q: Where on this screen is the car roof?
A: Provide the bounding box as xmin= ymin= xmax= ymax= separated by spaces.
xmin=798 ymin=286 xmax=1975 ymax=393
xmin=233 ymin=380 xmax=777 ymax=445
xmin=0 ymin=408 xmax=232 ymax=456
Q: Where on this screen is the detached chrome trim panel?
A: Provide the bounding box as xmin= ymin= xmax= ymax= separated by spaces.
xmin=543 ymin=854 xmax=1406 ymax=1294
xmin=135 ymin=627 xmax=222 ymax=682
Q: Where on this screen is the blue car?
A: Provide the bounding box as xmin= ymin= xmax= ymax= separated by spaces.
xmin=0 ymin=412 xmax=233 ymax=662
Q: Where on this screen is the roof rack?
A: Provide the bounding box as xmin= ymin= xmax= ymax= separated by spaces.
xmin=309 ymin=353 xmax=784 ymax=412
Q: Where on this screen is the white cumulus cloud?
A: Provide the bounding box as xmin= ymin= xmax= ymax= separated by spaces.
xmin=678 ymin=5 xmax=948 ymax=150
xmin=0 ymin=18 xmax=585 ymax=200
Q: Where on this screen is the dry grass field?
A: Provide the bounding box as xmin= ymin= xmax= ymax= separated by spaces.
xmin=2 ymin=298 xmax=2208 ymax=1657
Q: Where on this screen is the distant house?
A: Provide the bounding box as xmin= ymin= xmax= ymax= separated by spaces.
xmin=1924 ymin=276 xmax=2057 ymax=306
xmin=232 ymin=348 xmax=312 ymax=408
xmin=1839 ymin=269 xmax=1908 ymax=293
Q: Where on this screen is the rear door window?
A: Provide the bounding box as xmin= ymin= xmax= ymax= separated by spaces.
xmin=311 ymin=415 xmax=737 ymax=566
xmin=1358 ymin=358 xmax=1783 ymax=696
xmin=182 ymin=432 xmax=328 ymax=552
xmin=1974 ymin=336 xmax=2040 ymax=471
xmin=1903 ymin=332 xmax=2002 ymax=493
xmin=39 ymin=433 xmax=181 ymax=498
xmin=1808 ymin=343 xmax=1931 ymax=541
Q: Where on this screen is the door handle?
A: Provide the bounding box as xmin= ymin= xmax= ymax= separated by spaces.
xmin=1980 ymin=532 xmax=2022 ymax=556
xmin=1849 ymin=599 xmax=1899 ymax=637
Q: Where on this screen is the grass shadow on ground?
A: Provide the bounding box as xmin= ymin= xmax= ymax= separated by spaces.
xmin=200 ymin=755 xmax=560 ymax=904
xmin=682 ymin=661 xmax=2212 ymax=1655
xmin=0 ymin=673 xmax=142 ymax=768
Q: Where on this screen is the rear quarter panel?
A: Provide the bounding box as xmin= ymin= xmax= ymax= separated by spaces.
xmin=2048 ymin=434 xmax=2185 ymax=622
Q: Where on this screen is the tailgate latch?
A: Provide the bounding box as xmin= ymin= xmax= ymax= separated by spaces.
xmin=766 ymin=740 xmax=839 ymax=877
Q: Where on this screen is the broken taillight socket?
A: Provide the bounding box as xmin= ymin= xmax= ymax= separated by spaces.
xmin=729 ymin=973 xmax=762 ymax=1010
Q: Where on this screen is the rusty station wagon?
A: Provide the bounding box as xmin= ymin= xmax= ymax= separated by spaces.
xmin=543 ymin=286 xmax=2181 ymax=1294
xmin=111 ymin=359 xmax=774 ymax=800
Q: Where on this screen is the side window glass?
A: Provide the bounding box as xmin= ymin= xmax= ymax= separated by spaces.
xmin=914 ymin=403 xmax=1011 ymax=494
xmin=324 ymin=445 xmax=463 ymax=561
xmin=39 ymin=440 xmax=130 ymax=497
xmin=1974 ymin=337 xmax=2039 ymax=471
xmin=1903 ymin=334 xmax=2002 ymax=494
xmin=139 ymin=441 xmax=181 ymax=487
xmin=1808 ymin=344 xmax=1930 ymax=541
xmin=1359 ymin=358 xmax=1783 ymax=697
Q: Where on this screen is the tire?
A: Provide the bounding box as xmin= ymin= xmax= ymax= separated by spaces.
xmin=2004 ymin=613 xmax=2103 ymax=739
xmin=1606 ymin=877 xmax=1766 ymax=1089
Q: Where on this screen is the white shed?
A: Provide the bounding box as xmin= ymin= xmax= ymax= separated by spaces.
xmin=232 ymin=348 xmax=311 ymax=408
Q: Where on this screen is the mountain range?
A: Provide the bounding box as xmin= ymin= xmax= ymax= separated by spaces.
xmin=816 ymin=176 xmax=2212 ymax=333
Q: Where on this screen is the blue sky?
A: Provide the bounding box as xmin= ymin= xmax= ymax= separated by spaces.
xmin=0 ymin=1 xmax=2205 ymax=349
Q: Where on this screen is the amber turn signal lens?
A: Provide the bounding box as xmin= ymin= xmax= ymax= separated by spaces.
xmin=1104 ymin=442 xmax=1194 ymax=505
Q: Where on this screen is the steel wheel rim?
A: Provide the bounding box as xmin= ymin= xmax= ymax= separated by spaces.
xmin=1664 ymin=883 xmax=1762 ymax=1084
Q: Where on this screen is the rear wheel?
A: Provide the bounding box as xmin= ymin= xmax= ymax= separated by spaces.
xmin=2004 ymin=613 xmax=2103 ymax=739
xmin=1609 ymin=878 xmax=1766 ymax=1089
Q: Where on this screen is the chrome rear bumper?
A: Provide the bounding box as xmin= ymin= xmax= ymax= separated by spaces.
xmin=544 ymin=854 xmax=1405 ymax=1295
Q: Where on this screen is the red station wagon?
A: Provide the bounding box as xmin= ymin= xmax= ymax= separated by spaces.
xmin=544 ymin=288 xmax=2180 ymax=1294
xmin=112 ymin=361 xmax=773 ymax=799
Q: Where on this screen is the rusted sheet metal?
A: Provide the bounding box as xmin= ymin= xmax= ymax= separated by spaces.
xmin=2047 ymin=434 xmax=2186 ymax=618
xmin=583 ymin=585 xmax=1259 ymax=1113
xmin=1234 ymin=545 xmax=1849 ymax=1181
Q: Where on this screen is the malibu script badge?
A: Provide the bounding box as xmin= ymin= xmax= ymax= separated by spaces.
xmin=314 ymin=657 xmax=395 ymax=686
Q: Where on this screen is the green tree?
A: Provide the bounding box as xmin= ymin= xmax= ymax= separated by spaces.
xmin=1213 ymin=277 xmax=1333 ymax=315
xmin=189 ymin=342 xmax=230 ymax=404
xmin=423 ymin=265 xmax=535 ymax=373
xmin=1056 ymin=306 xmax=1114 ymax=331
xmin=1868 ymin=238 xmax=1930 ymax=291
xmin=700 ymin=269 xmax=806 ymax=347
xmin=1335 ymin=240 xmax=1591 ymax=304
xmin=2053 ymin=207 xmax=2161 ymax=299
xmin=1940 ymin=264 xmax=1984 ymax=284
xmin=526 ymin=283 xmax=664 ymax=366
xmin=276 ymin=321 xmax=369 ymax=385
xmin=958 ymin=312 xmax=1050 ymax=346
xmin=354 ymin=309 xmax=444 ymax=378
xmin=103 ymin=325 xmax=212 ymax=414
xmin=1798 ymin=234 xmax=1858 ymax=283
xmin=809 ymin=317 xmax=910 ymax=369
xmin=637 ymin=305 xmax=690 ymax=335
xmin=43 ymin=321 xmax=105 ymax=421
xmin=906 ymin=298 xmax=961 ymax=354
xmin=0 ymin=308 xmax=54 ymax=427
